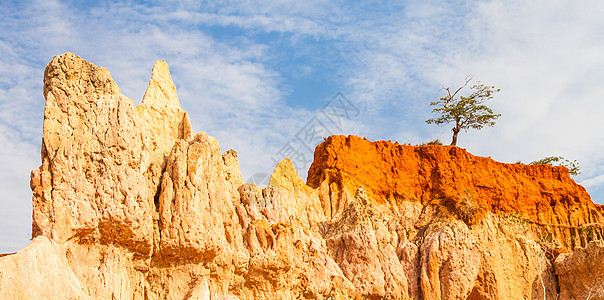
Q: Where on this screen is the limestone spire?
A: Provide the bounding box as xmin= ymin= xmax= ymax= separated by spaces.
xmin=141 ymin=60 xmax=181 ymax=110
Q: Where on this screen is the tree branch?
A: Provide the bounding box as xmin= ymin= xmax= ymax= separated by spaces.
xmin=450 ymin=75 xmax=473 ymax=99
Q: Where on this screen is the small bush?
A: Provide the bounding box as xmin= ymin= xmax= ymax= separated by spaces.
xmin=505 ymin=211 xmax=527 ymax=228
xmin=539 ymin=233 xmax=561 ymax=249
xmin=418 ymin=139 xmax=443 ymax=146
xmin=580 ymin=226 xmax=594 ymax=238
xmin=456 ymin=189 xmax=482 ymax=225
xmin=530 ymin=156 xmax=580 ymax=176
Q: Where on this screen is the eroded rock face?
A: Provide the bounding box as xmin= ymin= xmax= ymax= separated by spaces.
xmin=0 ymin=236 xmax=87 ymax=299
xmin=420 ymin=220 xmax=481 ymax=300
xmin=308 ymin=135 xmax=604 ymax=248
xmin=31 ymin=53 xmax=154 ymax=253
xmin=468 ymin=214 xmax=558 ymax=300
xmin=1 ymin=53 xmax=603 ymax=299
xmin=156 ymin=133 xmax=238 ymax=261
xmin=556 ymin=240 xmax=604 ymax=299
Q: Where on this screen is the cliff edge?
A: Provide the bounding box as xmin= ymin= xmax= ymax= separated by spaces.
xmin=309 ymin=135 xmax=604 ymax=248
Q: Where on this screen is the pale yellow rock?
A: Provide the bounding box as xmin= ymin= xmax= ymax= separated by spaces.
xmin=184 ymin=276 xmax=211 ymax=300
xmin=323 ymin=187 xmax=408 ymax=298
xmin=556 ymin=240 xmax=604 ymax=300
xmin=268 ymin=158 xmax=326 ymax=228
xmin=134 ymin=60 xmax=193 ymax=223
xmin=135 ymin=60 xmax=192 ymax=152
xmin=420 ymin=220 xmax=481 ymax=299
xmin=63 ymin=242 xmax=147 ymax=299
xmin=468 ymin=214 xmax=558 ymax=299
xmin=223 ymin=149 xmax=244 ymax=189
xmin=232 ymin=160 xmax=355 ymax=298
xmin=141 ymin=60 xmax=180 ymax=110
xmin=31 ymin=52 xmax=153 ymax=253
xmin=0 ymin=236 xmax=88 ymax=299
xmin=156 ymin=132 xmax=241 ymax=261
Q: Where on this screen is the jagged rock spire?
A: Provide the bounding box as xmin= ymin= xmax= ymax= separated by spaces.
xmin=141 ymin=60 xmax=181 ymax=110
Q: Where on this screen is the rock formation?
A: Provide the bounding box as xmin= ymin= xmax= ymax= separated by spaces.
xmin=1 ymin=53 xmax=603 ymax=299
xmin=308 ymin=135 xmax=604 ymax=249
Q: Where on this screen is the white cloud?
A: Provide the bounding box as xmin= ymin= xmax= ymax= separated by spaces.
xmin=0 ymin=126 xmax=38 ymax=252
xmin=582 ymin=174 xmax=604 ymax=189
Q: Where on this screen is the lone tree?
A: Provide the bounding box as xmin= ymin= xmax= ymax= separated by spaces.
xmin=426 ymin=76 xmax=501 ymax=146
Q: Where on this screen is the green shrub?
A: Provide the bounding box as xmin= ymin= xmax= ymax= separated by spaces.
xmin=505 ymin=211 xmax=527 ymax=228
xmin=529 ymin=156 xmax=580 ymax=176
xmin=418 ymin=139 xmax=443 ymax=146
xmin=580 ymin=226 xmax=594 ymax=238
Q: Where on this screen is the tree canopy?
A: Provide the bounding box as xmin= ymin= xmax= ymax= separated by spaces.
xmin=530 ymin=156 xmax=581 ymax=176
xmin=426 ymin=76 xmax=501 ymax=146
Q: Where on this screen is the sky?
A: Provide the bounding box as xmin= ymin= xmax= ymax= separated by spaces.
xmin=1 ymin=0 xmax=604 ymax=253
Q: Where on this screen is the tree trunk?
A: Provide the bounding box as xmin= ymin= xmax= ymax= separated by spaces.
xmin=451 ymin=129 xmax=459 ymax=146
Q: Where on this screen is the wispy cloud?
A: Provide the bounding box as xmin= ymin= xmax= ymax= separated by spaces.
xmin=0 ymin=126 xmax=38 ymax=252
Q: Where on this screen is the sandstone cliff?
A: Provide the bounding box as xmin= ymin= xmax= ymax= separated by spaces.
xmin=0 ymin=53 xmax=603 ymax=299
xmin=308 ymin=135 xmax=604 ymax=249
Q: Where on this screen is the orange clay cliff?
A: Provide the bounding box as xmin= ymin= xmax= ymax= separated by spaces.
xmin=0 ymin=53 xmax=603 ymax=299
xmin=309 ymin=135 xmax=604 ymax=242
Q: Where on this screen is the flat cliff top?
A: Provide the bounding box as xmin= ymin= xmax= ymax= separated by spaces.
xmin=308 ymin=135 xmax=604 ymax=226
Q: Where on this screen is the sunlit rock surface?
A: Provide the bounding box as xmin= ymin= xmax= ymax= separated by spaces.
xmin=1 ymin=53 xmax=603 ymax=299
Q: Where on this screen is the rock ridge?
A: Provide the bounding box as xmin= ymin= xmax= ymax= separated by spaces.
xmin=308 ymin=135 xmax=604 ymax=248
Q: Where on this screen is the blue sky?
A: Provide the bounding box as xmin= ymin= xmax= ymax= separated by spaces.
xmin=1 ymin=0 xmax=604 ymax=252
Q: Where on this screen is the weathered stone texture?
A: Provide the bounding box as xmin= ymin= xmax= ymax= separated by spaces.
xmin=1 ymin=53 xmax=603 ymax=299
